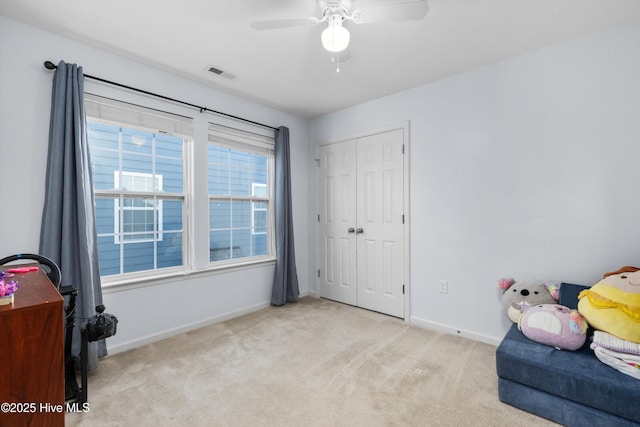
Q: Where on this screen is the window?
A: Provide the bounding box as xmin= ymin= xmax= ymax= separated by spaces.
xmin=85 ymin=95 xmax=275 ymax=282
xmin=208 ymin=124 xmax=274 ymax=263
xmin=85 ymin=94 xmax=191 ymax=279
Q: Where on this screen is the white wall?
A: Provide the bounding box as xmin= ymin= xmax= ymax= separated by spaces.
xmin=309 ymin=20 xmax=640 ymax=344
xmin=0 ymin=17 xmax=314 ymax=353
xmin=3 ymin=15 xmax=639 ymax=351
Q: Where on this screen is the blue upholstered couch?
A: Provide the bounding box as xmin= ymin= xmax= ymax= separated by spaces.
xmin=496 ymin=283 xmax=640 ymax=426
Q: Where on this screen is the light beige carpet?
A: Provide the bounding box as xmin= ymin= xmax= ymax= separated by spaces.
xmin=66 ymin=297 xmax=557 ymax=427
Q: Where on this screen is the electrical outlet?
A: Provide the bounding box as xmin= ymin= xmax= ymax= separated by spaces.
xmin=439 ymin=280 xmax=448 ymax=294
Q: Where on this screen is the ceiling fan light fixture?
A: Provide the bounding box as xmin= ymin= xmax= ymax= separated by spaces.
xmin=321 ymin=15 xmax=350 ymax=53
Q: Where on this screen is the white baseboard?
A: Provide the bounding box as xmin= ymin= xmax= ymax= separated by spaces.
xmin=106 ymin=300 xmax=272 ymax=355
xmin=410 ymin=315 xmax=501 ymax=347
xmin=107 ymin=291 xmax=315 ymax=355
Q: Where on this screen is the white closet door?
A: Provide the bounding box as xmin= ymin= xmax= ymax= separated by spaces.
xmin=318 ymin=139 xmax=358 ymax=306
xmin=318 ymin=128 xmax=405 ymax=318
xmin=356 ymin=129 xmax=405 ymax=318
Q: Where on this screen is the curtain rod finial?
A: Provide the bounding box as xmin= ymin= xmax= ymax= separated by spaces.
xmin=44 ymin=61 xmax=57 ymax=70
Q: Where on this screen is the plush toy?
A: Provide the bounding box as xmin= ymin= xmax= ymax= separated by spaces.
xmin=499 ymin=278 xmax=560 ymax=323
xmin=518 ymin=304 xmax=588 ymax=351
xmin=578 ymin=266 xmax=640 ymax=344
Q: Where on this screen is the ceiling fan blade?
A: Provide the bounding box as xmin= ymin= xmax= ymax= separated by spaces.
xmin=353 ymin=0 xmax=429 ymax=24
xmin=250 ymin=17 xmax=320 ymax=31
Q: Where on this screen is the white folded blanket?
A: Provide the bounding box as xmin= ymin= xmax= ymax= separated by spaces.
xmin=592 ymin=330 xmax=640 ymax=356
xmin=591 ymin=345 xmax=640 ymax=380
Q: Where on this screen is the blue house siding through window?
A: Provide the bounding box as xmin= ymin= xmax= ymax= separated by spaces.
xmin=89 ymin=122 xmax=184 ymax=276
xmin=88 ymin=121 xmax=270 ymax=276
xmin=207 ymin=144 xmax=269 ymax=262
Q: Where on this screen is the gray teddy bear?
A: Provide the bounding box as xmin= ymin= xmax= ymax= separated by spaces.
xmin=499 ymin=277 xmax=559 ymax=323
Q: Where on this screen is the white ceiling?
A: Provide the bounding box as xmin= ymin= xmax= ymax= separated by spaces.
xmin=3 ymin=0 xmax=640 ymax=118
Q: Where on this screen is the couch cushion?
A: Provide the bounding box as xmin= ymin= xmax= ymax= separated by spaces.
xmin=498 ymin=378 xmax=639 ymax=427
xmin=496 ymin=324 xmax=640 ymax=424
xmin=559 ymin=282 xmax=590 ymax=309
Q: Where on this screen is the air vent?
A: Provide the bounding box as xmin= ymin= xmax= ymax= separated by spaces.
xmin=206 ymin=65 xmax=236 ymax=80
xmin=208 ymin=66 xmax=223 ymax=75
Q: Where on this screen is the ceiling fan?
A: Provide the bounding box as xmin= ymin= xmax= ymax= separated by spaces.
xmin=250 ymin=0 xmax=429 ymax=55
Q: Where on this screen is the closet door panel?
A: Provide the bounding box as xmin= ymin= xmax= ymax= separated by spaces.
xmin=318 ymin=140 xmax=357 ymax=306
xmin=356 ymin=129 xmax=405 ymax=317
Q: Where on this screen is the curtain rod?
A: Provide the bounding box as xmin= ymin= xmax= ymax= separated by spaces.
xmin=43 ymin=60 xmax=278 ymax=132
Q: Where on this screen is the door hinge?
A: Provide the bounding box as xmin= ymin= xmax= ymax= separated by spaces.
xmin=318 ymin=269 xmax=321 ymax=278
xmin=317 ymin=214 xmax=320 ymax=222
xmin=402 ymin=214 xmax=405 ymax=224
xmin=402 ymin=144 xmax=405 ymax=154
xmin=402 ymin=284 xmax=405 ymax=294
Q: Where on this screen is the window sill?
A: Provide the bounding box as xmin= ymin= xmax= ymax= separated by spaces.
xmin=101 ymin=257 xmax=277 ymax=294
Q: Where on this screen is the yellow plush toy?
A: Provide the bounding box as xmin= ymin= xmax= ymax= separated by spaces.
xmin=578 ymin=266 xmax=640 ymax=344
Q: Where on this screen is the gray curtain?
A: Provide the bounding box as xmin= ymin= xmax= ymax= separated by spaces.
xmin=271 ymin=126 xmax=300 ymax=306
xmin=40 ymin=60 xmax=105 ymax=370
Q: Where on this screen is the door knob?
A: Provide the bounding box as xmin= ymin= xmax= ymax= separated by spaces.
xmin=347 ymin=227 xmax=355 ymax=233
xmin=356 ymin=228 xmax=364 ymax=234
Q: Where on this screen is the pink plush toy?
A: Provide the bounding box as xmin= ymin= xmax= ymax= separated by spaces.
xmin=518 ymin=304 xmax=589 ymax=351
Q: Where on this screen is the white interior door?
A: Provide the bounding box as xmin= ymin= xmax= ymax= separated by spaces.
xmin=318 ymin=140 xmax=357 ymax=306
xmin=355 ymin=129 xmax=405 ymax=318
xmin=318 ymin=128 xmax=406 ymax=318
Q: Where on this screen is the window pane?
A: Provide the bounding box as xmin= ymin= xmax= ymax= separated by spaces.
xmin=156 ymin=133 xmax=183 ymax=158
xmin=158 ymin=231 xmax=182 ymax=268
xmin=122 ymin=209 xmax=155 ymax=241
xmin=163 ymin=200 xmax=183 ymax=232
xmin=123 ymin=241 xmax=154 ymax=273
xmin=210 ymin=230 xmax=231 ymax=261
xmin=208 ymin=146 xmax=269 ymax=197
xmin=88 ymin=123 xmax=119 ymax=191
xmin=122 ymin=153 xmax=153 ymax=178
xmin=230 ymin=150 xmax=250 ymax=196
xmin=210 ymin=201 xmax=230 ymax=229
xmin=252 ymin=234 xmax=267 ymax=256
xmin=157 ymin=156 xmax=183 ymax=193
xmin=232 ymin=200 xmax=251 ymax=229
xmin=209 ymin=166 xmax=229 ymax=196
xmin=253 ymin=209 xmax=267 ymax=233
xmin=95 ymin=198 xmax=115 ymax=235
xmin=233 ymin=229 xmax=250 ymax=258
xmin=208 ymin=145 xmax=230 ymax=196
xmin=123 ymin=129 xmax=153 ymax=153
xmin=87 ymin=122 xmax=119 ymax=151
xmin=157 ymin=133 xmax=183 ymax=192
xmin=97 ymin=235 xmax=120 ymax=276
xmin=250 ymin=154 xmax=268 ymax=187
xmin=117 ymin=197 xmax=160 ymax=243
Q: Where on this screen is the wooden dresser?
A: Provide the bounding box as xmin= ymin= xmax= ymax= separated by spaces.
xmin=0 ymin=267 xmax=65 ymax=427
